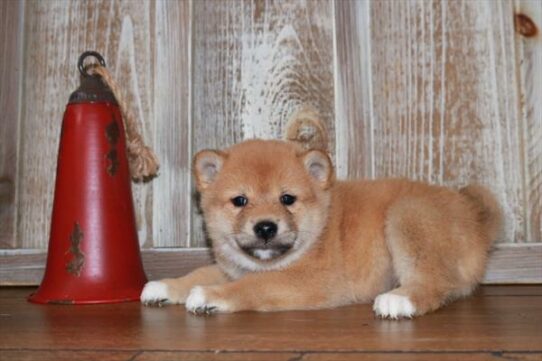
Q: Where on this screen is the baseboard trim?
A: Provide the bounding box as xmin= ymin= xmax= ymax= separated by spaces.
xmin=0 ymin=244 xmax=540 ymax=285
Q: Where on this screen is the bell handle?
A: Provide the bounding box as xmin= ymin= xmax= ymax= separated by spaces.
xmin=78 ymin=51 xmax=106 ymax=77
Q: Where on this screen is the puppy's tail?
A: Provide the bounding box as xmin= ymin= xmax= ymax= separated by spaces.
xmin=284 ymin=107 xmax=328 ymax=151
xmin=459 ymin=184 xmax=504 ymax=243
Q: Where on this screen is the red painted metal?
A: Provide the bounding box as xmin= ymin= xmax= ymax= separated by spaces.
xmin=28 ymin=90 xmax=147 ymax=304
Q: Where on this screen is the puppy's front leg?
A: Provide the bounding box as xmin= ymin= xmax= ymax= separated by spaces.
xmin=185 ymin=269 xmax=339 ymax=314
xmin=141 ymin=265 xmax=229 ymax=306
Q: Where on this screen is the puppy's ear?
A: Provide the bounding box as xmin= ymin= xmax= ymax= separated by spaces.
xmin=301 ymin=150 xmax=334 ymax=189
xmin=193 ymin=150 xmax=226 ymax=191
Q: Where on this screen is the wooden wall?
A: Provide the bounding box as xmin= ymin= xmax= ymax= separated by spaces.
xmin=336 ymin=0 xmax=541 ymax=244
xmin=0 ymin=0 xmax=540 ymax=283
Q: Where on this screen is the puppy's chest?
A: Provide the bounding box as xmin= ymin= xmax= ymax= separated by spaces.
xmin=217 ymin=258 xmax=246 ymax=280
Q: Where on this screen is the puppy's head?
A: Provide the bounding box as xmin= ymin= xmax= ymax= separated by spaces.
xmin=194 ymin=140 xmax=333 ymax=271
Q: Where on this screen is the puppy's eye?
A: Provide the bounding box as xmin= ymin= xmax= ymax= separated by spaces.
xmin=231 ymin=196 xmax=248 ymax=207
xmin=280 ymin=194 xmax=297 ymax=206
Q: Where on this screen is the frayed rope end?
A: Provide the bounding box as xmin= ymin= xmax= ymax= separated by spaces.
xmin=127 ymin=144 xmax=160 ymax=182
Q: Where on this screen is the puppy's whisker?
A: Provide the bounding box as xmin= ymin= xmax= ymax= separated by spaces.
xmin=225 ymin=232 xmax=253 ymax=238
xmin=294 ymin=230 xmax=319 ymax=237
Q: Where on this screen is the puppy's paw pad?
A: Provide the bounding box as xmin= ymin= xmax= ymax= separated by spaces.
xmin=373 ymin=293 xmax=416 ymax=319
xmin=185 ymin=286 xmax=229 ymax=315
xmin=140 ymin=281 xmax=170 ymax=306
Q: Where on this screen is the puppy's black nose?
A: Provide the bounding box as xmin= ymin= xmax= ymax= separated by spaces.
xmin=253 ymin=221 xmax=278 ymax=241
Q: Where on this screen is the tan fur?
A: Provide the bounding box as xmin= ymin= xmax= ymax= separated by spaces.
xmin=142 ymin=140 xmax=503 ymax=318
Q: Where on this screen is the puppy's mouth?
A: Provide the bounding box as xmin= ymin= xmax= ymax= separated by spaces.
xmin=235 ymin=232 xmax=297 ymax=261
xmin=240 ymin=244 xmax=293 ymax=261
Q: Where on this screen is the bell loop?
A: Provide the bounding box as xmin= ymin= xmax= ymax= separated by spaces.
xmin=78 ymin=51 xmax=106 ymax=77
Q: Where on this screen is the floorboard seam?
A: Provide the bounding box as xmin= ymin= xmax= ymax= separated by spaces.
xmin=287 ymin=352 xmax=305 ymax=361
xmin=126 ymin=350 xmax=142 ymax=361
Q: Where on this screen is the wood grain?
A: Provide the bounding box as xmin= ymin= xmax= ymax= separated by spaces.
xmin=0 ymin=0 xmax=23 ymax=249
xmin=334 ymin=0 xmax=374 ymax=179
xmin=192 ymin=0 xmax=335 ymax=246
xmin=18 ymin=0 xmax=156 ymax=249
xmin=516 ymin=0 xmax=542 ymax=243
xmin=151 ymin=0 xmax=191 ymax=248
xmin=1 ymin=244 xmax=540 ymax=285
xmin=335 ymin=0 xmax=529 ymax=243
xmin=1 ymin=286 xmax=541 ymax=353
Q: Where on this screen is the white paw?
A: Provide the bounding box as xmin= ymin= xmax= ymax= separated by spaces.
xmin=185 ymin=286 xmax=230 ymax=315
xmin=373 ymin=293 xmax=416 ymax=319
xmin=140 ymin=281 xmax=170 ymax=306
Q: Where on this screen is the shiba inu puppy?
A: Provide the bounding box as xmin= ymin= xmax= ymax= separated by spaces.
xmin=141 ymin=127 xmax=502 ymax=319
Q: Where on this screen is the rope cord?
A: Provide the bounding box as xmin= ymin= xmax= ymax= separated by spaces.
xmin=88 ymin=65 xmax=159 ymax=182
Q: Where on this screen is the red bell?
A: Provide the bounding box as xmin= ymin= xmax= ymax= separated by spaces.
xmin=29 ymin=52 xmax=147 ymax=304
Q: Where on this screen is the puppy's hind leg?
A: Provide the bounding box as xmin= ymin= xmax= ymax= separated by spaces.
xmin=373 ymin=283 xmax=448 ymax=319
xmin=374 ymin=196 xmax=485 ymax=319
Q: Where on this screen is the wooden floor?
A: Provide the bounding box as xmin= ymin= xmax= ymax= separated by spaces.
xmin=0 ymin=286 xmax=541 ymax=361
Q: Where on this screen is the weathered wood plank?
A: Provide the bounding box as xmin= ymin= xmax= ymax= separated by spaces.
xmin=151 ymin=0 xmax=191 ymax=248
xmin=483 ymin=244 xmax=542 ymax=283
xmin=516 ymin=0 xmax=542 ymax=243
xmin=1 ymin=244 xmax=539 ymax=285
xmin=0 ymin=0 xmax=24 ymax=249
xmin=19 ymin=0 xmax=156 ymax=249
xmin=334 ymin=0 xmax=374 ymax=179
xmin=192 ymin=0 xmax=335 ymax=246
xmin=335 ymin=0 xmax=528 ymax=243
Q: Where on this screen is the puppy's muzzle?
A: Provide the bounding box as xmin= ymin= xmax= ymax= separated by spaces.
xmin=236 ymin=222 xmax=296 ymax=261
